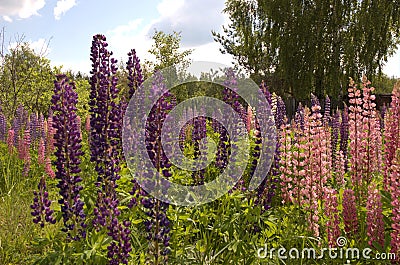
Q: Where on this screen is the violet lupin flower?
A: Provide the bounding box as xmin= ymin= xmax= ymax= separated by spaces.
xmin=51 ymin=74 xmax=86 ymax=240
xmin=191 ymin=115 xmax=207 ymax=185
xmin=130 ymin=70 xmax=176 ymax=263
xmin=275 ymin=96 xmax=286 ymax=131
xmin=260 ymin=80 xmax=272 ymax=106
xmin=141 ymin=197 xmax=171 ymax=262
xmin=31 ymin=175 xmax=56 ymax=227
xmin=254 ymin=84 xmax=277 ymax=212
xmin=215 ymin=123 xmax=230 ymax=171
xmin=380 ymin=105 xmax=386 ymax=130
xmin=126 ymin=49 xmax=144 ymax=205
xmin=12 ymin=104 xmax=28 ymax=145
xmin=126 ymin=48 xmax=144 ymax=100
xmin=222 ymin=68 xmax=242 ymax=115
xmin=311 ymin=93 xmax=320 ymax=109
xmin=272 ymin=95 xmax=286 ymax=176
xmin=0 ymin=110 xmax=7 ymax=142
xmin=323 ymin=95 xmax=331 ymax=126
xmin=220 ymin=69 xmax=246 ymax=188
xmin=89 ymin=34 xmax=131 ymax=264
xmin=107 ymin=220 xmax=132 ymax=265
xmin=254 ymin=119 xmax=273 ymax=212
xmin=142 ymin=71 xmax=173 ymax=263
xmin=340 ymin=105 xmax=349 ymax=171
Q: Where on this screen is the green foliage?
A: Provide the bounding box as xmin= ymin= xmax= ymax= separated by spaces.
xmin=74 ymin=78 xmax=91 ymax=120
xmin=213 ymin=0 xmax=400 ymax=102
xmin=146 ymin=30 xmax=193 ymax=74
xmin=373 ymin=74 xmax=399 ymax=94
xmin=0 ymin=42 xmax=60 ymax=119
xmin=0 ymin=142 xmax=50 ymax=264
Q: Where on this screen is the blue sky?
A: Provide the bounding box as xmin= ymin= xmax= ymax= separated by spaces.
xmin=1 ymin=0 xmax=399 ymax=78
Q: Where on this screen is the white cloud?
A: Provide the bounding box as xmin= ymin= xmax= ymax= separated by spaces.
xmin=104 ymin=0 xmax=229 ymax=66
xmin=156 ymin=0 xmax=184 ymax=17
xmin=107 ymin=19 xmax=143 ymax=37
xmin=106 ymin=18 xmax=155 ymax=66
xmin=0 ymin=0 xmax=45 ymax=20
xmin=150 ymin=0 xmax=226 ymax=46
xmin=60 ymin=0 xmax=230 ymax=74
xmin=51 ymin=59 xmax=91 ymax=74
xmin=54 ymin=0 xmax=76 ymax=20
xmin=8 ymin=38 xmax=51 ymax=56
xmin=2 ymin=15 xmax=12 ymax=22
xmin=188 ymin=42 xmax=234 ymax=67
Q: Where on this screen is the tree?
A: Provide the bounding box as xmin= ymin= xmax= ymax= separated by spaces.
xmin=373 ymin=74 xmax=399 ymax=94
xmin=213 ymin=0 xmax=400 ymax=104
xmin=145 ymin=30 xmax=193 ymax=76
xmin=141 ymin=30 xmax=195 ymax=101
xmin=0 ymin=35 xmax=58 ymax=119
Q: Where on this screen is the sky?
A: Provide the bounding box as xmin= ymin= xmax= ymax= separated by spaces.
xmin=0 ymin=0 xmax=399 ymax=78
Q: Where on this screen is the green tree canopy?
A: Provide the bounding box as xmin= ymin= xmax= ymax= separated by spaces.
xmin=0 ymin=41 xmax=59 ymax=119
xmin=213 ymin=0 xmax=400 ymax=103
xmin=145 ymin=30 xmax=193 ymax=77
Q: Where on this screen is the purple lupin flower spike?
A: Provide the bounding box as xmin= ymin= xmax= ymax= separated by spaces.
xmin=126 ymin=49 xmax=143 ymax=100
xmin=31 ymin=175 xmax=56 ymax=228
xmin=331 ymin=110 xmax=340 ymax=162
xmin=380 ymin=105 xmax=386 ymax=130
xmin=222 ymin=68 xmax=243 ymax=115
xmin=275 ymin=96 xmax=286 ymax=131
xmin=142 ymin=70 xmax=173 ymax=263
xmin=29 ymin=112 xmax=38 ymax=145
xmin=12 ymin=104 xmax=28 ymax=146
xmin=89 ymin=34 xmax=131 ymax=264
xmin=340 ymin=105 xmax=349 ymax=171
xmin=254 ymin=84 xmax=278 ymax=213
xmin=51 ymin=74 xmax=86 ymax=240
xmin=191 ymin=114 xmax=207 ymax=185
xmin=0 ymin=110 xmax=7 ymax=142
xmin=323 ymin=95 xmax=331 ymax=126
xmin=311 ymin=93 xmax=320 ymax=109
xmin=260 ymin=80 xmax=272 ymax=106
xmin=125 ymin=49 xmax=145 ymax=209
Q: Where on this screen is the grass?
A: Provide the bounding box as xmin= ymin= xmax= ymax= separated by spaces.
xmin=0 ymin=143 xmax=52 ymax=264
xmin=0 ymin=180 xmax=38 ymax=264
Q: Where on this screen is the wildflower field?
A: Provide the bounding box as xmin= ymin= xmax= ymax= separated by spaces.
xmin=0 ymin=34 xmax=400 ymax=265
